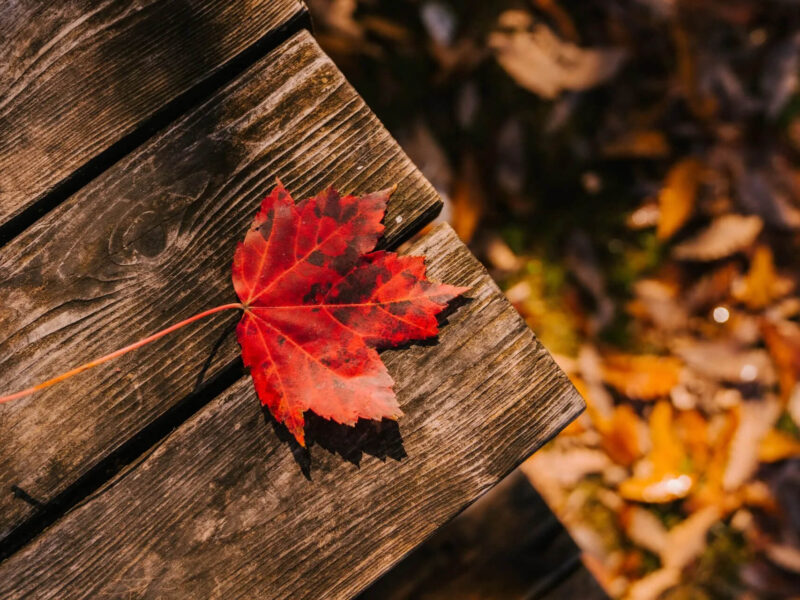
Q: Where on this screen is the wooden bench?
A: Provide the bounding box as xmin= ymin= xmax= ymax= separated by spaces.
xmin=0 ymin=2 xmax=592 ymax=597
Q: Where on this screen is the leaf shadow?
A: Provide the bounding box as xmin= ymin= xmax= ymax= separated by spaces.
xmin=193 ymin=318 xmax=239 ymax=390
xmin=380 ymin=293 xmax=474 ymax=353
xmin=262 ymin=409 xmax=407 ymax=479
xmin=258 ymin=294 xmax=472 ymax=477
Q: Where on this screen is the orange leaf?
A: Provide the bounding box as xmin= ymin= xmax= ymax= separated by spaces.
xmin=733 ymin=245 xmax=794 ymax=310
xmin=619 ymin=402 xmax=694 ymax=503
xmin=603 ymin=130 xmax=670 ymax=159
xmin=602 ymin=354 xmax=682 ymax=400
xmin=657 ymin=158 xmax=701 ymax=240
xmin=758 ymin=428 xmax=800 ymax=462
xmin=596 ymin=404 xmax=645 ymax=466
xmin=675 ymin=409 xmax=709 ymax=471
xmin=761 ymin=318 xmax=800 ymax=402
xmin=686 ymin=411 xmax=738 ymax=512
xmin=450 ymin=155 xmax=484 ymax=243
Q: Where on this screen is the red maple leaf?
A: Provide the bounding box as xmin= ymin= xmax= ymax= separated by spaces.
xmin=0 ymin=183 xmax=466 ymax=449
xmin=232 ymin=183 xmax=467 ymax=446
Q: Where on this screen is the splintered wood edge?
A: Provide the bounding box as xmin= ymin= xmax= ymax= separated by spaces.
xmin=0 ymin=224 xmax=583 ymax=599
xmin=0 ymin=30 xmax=441 ymax=542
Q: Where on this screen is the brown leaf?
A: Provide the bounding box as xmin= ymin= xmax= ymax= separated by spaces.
xmin=630 ymin=279 xmax=688 ymax=332
xmin=684 ymin=263 xmax=739 ymax=313
xmin=765 ymin=543 xmax=800 ymax=574
xmin=628 ymin=201 xmax=661 ymax=230
xmin=488 ymin=11 xmax=626 ymax=99
xmin=622 ymin=506 xmax=668 ymax=555
xmin=603 ymin=130 xmax=671 ymax=159
xmin=724 ymin=399 xmax=781 ymax=491
xmin=672 ymin=214 xmax=763 ymax=261
xmin=593 ymin=404 xmax=646 ymax=467
xmin=673 ymin=341 xmax=776 ymax=386
xmin=761 ymin=318 xmax=800 ymax=402
xmin=661 ymin=505 xmax=722 ymax=570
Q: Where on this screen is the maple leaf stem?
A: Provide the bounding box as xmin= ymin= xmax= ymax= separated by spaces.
xmin=0 ymin=303 xmax=244 ymax=405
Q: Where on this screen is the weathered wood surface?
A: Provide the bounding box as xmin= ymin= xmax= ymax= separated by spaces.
xmin=0 ymin=0 xmax=308 ymax=230
xmin=0 ymin=224 xmax=584 ymax=599
xmin=0 ymin=31 xmax=443 ymax=546
xmin=359 ymin=469 xmax=607 ymax=600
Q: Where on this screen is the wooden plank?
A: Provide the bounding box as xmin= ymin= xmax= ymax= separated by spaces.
xmin=357 ymin=469 xmax=605 ymax=600
xmin=0 ymin=224 xmax=583 ymax=599
xmin=0 ymin=30 xmax=442 ymax=546
xmin=0 ymin=0 xmax=308 ymax=232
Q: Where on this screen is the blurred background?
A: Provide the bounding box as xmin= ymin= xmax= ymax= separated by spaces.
xmin=309 ymin=1 xmax=800 ymax=598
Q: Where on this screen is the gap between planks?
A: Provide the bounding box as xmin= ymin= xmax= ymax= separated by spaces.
xmin=0 ymin=224 xmax=584 ymax=599
xmin=0 ymin=1 xmax=310 ymax=248
xmin=0 ymin=30 xmax=442 ymax=559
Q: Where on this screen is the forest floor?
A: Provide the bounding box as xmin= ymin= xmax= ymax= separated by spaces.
xmin=310 ymin=1 xmax=800 ymax=598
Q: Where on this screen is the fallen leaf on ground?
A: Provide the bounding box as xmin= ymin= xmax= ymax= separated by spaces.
xmin=661 ymin=505 xmax=721 ymax=570
xmin=758 ymin=429 xmax=800 ymax=462
xmin=675 ymin=409 xmax=709 ymax=472
xmin=593 ymin=404 xmax=646 ymax=467
xmin=619 ymin=402 xmax=693 ymax=503
xmin=488 ymin=10 xmax=626 ymax=99
xmin=733 ymin=245 xmax=794 ymax=309
xmin=622 ymin=505 xmax=668 ymax=555
xmin=629 ymin=279 xmax=687 ymax=332
xmin=625 ymin=567 xmax=680 ymax=600
xmin=761 ymin=318 xmax=800 ymax=401
xmin=657 ymin=158 xmax=702 ymax=240
xmin=672 ymin=214 xmax=763 ymax=261
xmin=724 ymin=399 xmax=781 ymax=491
xmin=451 ymin=154 xmax=485 ymax=243
xmin=603 ymin=130 xmax=670 ymax=159
xmin=765 ymin=542 xmax=800 ymax=574
xmin=673 ymin=341 xmax=775 ymax=386
xmin=602 ymin=354 xmax=682 ymax=400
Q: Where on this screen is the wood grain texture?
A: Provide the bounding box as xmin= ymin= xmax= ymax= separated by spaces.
xmin=0 ymin=30 xmax=442 ymax=545
xmin=0 ymin=224 xmax=584 ymax=600
xmin=0 ymin=0 xmax=307 ymax=227
xmin=358 ymin=469 xmax=606 ymax=600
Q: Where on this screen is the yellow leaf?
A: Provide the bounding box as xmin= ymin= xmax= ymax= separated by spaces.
xmin=657 ymin=158 xmax=702 ymax=240
xmin=619 ymin=402 xmax=694 ymax=503
xmin=675 ymin=409 xmax=709 ymax=471
xmin=733 ymin=245 xmax=794 ymax=309
xmin=686 ymin=411 xmax=739 ymax=513
xmin=758 ymin=428 xmax=800 ymax=462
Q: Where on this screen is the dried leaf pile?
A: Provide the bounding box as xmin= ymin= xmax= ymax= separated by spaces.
xmin=310 ymin=1 xmax=800 ymax=597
